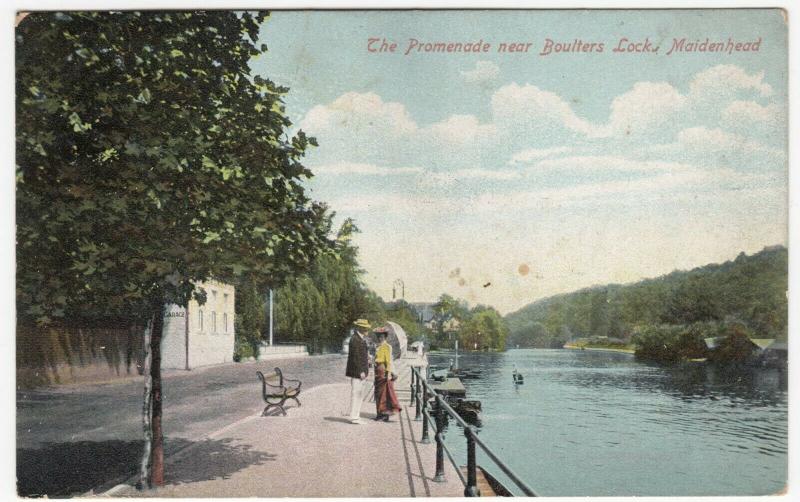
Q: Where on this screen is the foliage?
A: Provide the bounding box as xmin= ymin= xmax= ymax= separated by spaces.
xmin=234 ymin=275 xmax=266 ymax=361
xmin=16 ymin=11 xmax=334 ymax=487
xmin=16 ymin=11 xmax=332 ymax=328
xmin=430 ymin=294 xmax=469 ymax=347
xmin=272 ymin=219 xmax=385 ymax=354
xmin=459 ymin=306 xmax=508 ymax=351
xmin=708 ymin=323 xmax=757 ymax=364
xmin=633 ymin=325 xmax=681 ymax=363
xmin=505 ymin=246 xmax=788 ymax=351
xmin=385 ymin=300 xmax=426 ymax=343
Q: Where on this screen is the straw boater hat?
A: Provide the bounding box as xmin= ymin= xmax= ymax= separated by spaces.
xmin=353 ymin=319 xmax=371 ymax=329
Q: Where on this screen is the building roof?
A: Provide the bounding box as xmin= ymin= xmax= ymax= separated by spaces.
xmin=766 ymin=341 xmax=788 ymax=351
xmin=410 ymin=302 xmax=437 ymax=323
xmin=749 ymin=338 xmax=775 ymax=350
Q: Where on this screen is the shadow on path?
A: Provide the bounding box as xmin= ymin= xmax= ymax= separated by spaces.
xmin=17 ymin=439 xmax=150 ymax=498
xmin=163 ymin=438 xmax=276 ymax=486
xmin=17 ymin=436 xmax=275 ymax=497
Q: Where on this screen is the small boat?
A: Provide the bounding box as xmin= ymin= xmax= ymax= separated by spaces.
xmin=512 ymin=365 xmax=524 ymax=385
xmin=448 ymin=368 xmax=482 ymax=380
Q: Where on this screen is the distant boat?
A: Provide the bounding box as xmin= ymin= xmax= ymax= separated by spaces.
xmin=448 ymin=367 xmax=482 ymax=379
xmin=512 ymin=365 xmax=524 ymax=385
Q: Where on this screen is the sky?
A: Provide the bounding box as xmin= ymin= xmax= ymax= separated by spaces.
xmin=250 ymin=9 xmax=788 ymax=314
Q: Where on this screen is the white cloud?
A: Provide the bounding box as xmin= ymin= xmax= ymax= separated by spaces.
xmin=722 ymin=100 xmax=778 ymax=124
xmin=509 ymin=147 xmax=572 ymax=164
xmin=601 ymin=82 xmax=687 ymax=137
xmin=314 ymin=161 xmax=424 ymax=176
xmin=327 ymin=193 xmax=449 ymax=214
xmin=721 ymin=100 xmax=784 ymax=137
xmin=426 ymin=114 xmax=496 ymax=145
xmin=689 ymin=64 xmax=773 ymax=100
xmin=530 ymin=155 xmax=692 ymax=173
xmin=491 ymin=83 xmax=597 ymax=136
xmin=470 ymin=167 xmax=753 ymax=213
xmin=674 ymin=127 xmax=783 ymax=157
xmin=460 ymin=60 xmax=500 ymax=83
xmin=301 ymin=92 xmax=417 ymax=136
xmin=426 ymin=168 xmax=522 ymax=185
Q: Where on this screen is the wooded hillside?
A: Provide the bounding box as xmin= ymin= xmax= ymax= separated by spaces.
xmin=505 ymin=246 xmax=788 ymax=348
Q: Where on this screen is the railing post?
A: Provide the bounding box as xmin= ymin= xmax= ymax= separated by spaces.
xmin=464 ymin=425 xmax=480 ymax=497
xmin=421 ymin=385 xmax=430 ymax=443
xmin=433 ymin=396 xmax=446 ymax=482
xmin=414 ymin=369 xmax=422 ymax=421
xmin=410 ymin=367 xmax=416 ymax=407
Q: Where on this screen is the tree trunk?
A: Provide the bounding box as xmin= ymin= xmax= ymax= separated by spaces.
xmin=139 ymin=302 xmax=166 ymax=489
xmin=138 ymin=318 xmax=153 ymax=489
xmin=150 ymin=304 xmax=165 ymax=486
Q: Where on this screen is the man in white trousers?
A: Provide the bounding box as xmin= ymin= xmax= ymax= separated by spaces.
xmin=345 ymin=319 xmax=371 ymax=424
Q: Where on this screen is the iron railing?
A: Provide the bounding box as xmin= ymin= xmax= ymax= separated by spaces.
xmin=410 ymin=365 xmax=537 ymax=497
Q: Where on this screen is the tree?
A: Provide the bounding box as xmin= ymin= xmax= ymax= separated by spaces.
xmin=661 ymin=276 xmax=721 ymax=324
xmin=459 ymin=306 xmax=508 ymax=351
xmin=385 ymin=300 xmax=424 ymax=343
xmin=709 ymin=323 xmax=757 ymax=364
xmin=234 ymin=275 xmax=266 ymax=361
xmin=16 ymin=11 xmax=332 ymax=487
xmin=589 ymin=289 xmax=609 ymax=338
xmin=271 ymin=218 xmax=386 ymax=353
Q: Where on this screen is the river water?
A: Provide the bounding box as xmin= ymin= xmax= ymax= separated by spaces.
xmin=428 ymin=349 xmax=787 ymax=497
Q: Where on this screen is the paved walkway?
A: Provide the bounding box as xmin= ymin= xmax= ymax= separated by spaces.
xmin=107 ymin=357 xmax=463 ymax=497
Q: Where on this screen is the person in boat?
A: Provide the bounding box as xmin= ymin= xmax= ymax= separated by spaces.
xmin=373 ymin=328 xmax=401 ymax=421
xmin=513 ymin=363 xmax=523 ymax=383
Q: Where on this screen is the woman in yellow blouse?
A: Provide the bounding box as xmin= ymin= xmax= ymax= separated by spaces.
xmin=373 ymin=329 xmax=401 ymax=421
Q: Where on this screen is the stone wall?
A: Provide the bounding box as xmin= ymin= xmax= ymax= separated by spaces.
xmin=17 ymin=281 xmax=237 ymax=386
xmin=16 ymin=325 xmax=144 ymax=388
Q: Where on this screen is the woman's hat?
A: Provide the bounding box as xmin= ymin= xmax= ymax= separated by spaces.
xmin=353 ymin=319 xmax=371 ymax=329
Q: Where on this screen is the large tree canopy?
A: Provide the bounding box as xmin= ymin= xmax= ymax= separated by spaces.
xmin=16 ymin=11 xmax=331 ymax=326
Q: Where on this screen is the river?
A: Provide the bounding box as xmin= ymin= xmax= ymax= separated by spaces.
xmin=428 ymin=349 xmax=787 ymax=497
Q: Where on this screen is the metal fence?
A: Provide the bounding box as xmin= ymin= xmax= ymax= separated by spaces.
xmin=409 ymin=366 xmax=537 ymax=497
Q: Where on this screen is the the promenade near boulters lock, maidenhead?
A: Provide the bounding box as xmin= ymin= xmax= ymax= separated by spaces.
xmin=17 ymin=353 xmax=462 ymax=498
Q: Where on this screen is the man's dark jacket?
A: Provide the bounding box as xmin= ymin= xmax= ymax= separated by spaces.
xmin=346 ymin=333 xmax=370 ymax=378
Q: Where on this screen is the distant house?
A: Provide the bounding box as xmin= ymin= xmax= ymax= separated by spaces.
xmin=161 ymin=280 xmax=236 ymax=370
xmin=410 ymin=302 xmax=437 ymax=329
xmin=442 ymin=317 xmax=461 ymax=333
xmin=760 ymin=340 xmax=787 ymax=368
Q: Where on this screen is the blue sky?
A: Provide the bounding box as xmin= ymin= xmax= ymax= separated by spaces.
xmin=251 ymin=9 xmax=787 ymax=313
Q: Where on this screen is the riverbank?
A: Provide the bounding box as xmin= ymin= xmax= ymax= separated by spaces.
xmin=562 ymin=344 xmax=635 ymax=354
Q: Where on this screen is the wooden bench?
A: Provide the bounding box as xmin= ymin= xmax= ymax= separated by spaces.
xmin=256 ymin=367 xmax=302 ymax=416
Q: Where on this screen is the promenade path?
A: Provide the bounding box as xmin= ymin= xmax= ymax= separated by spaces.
xmin=107 ymin=357 xmax=463 ymax=497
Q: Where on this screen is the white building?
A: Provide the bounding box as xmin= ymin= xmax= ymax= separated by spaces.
xmin=161 ymin=280 xmax=236 ymax=370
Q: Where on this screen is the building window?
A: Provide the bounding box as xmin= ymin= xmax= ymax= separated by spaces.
xmin=199 ymin=310 xmax=204 ymax=332
xmin=212 ymin=311 xmax=217 ymax=333
xmin=223 ymin=293 xmax=229 ymax=306
xmin=223 ymin=313 xmax=228 ymax=333
xmin=212 ymin=290 xmax=218 ymax=303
